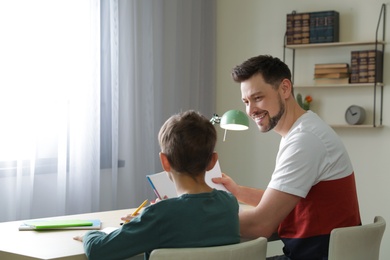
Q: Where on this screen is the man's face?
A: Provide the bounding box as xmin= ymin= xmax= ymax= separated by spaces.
xmin=240 ymin=74 xmax=285 ymax=132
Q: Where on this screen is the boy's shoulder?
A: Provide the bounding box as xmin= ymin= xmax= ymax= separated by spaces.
xmin=147 ymin=190 xmax=237 ymax=210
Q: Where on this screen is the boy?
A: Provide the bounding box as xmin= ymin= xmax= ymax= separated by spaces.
xmin=74 ymin=110 xmax=240 ymax=260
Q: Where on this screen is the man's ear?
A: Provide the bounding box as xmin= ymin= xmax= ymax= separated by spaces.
xmin=280 ymin=78 xmax=292 ymax=99
xmin=159 ymin=152 xmax=171 ymax=172
xmin=206 ymin=152 xmax=218 ymax=171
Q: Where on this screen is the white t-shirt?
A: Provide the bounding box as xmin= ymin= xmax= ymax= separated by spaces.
xmin=268 ymin=111 xmax=353 ymax=198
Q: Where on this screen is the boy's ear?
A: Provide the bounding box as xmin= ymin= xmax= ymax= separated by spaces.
xmin=159 ymin=152 xmax=171 ymax=172
xmin=206 ymin=152 xmax=218 ymax=171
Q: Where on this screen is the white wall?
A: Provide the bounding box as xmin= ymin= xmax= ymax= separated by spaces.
xmin=216 ymin=0 xmax=390 ymax=258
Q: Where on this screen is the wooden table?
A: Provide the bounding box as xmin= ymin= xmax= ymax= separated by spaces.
xmin=0 ymin=209 xmax=143 ymax=260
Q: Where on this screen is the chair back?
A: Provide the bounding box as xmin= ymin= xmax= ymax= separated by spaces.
xmin=149 ymin=236 xmax=267 ymax=260
xmin=328 ymin=216 xmax=386 ymax=260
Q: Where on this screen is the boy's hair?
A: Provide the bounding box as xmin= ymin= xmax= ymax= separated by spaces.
xmin=231 ymin=55 xmax=292 ymax=91
xmin=158 ymin=110 xmax=217 ymax=176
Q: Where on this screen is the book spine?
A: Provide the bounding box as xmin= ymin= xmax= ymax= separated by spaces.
xmin=309 ymin=12 xmax=319 ymax=43
xmin=293 ymin=13 xmax=303 ymax=44
xmin=358 ymin=51 xmax=369 ymax=83
xmin=327 ymin=11 xmax=339 ymax=42
xmin=367 ymin=50 xmax=383 ymax=83
xmin=286 ymin=14 xmax=294 ymax=45
xmin=314 ymin=73 xmax=349 ymax=79
xmin=301 ymin=13 xmax=310 ymax=44
xmin=350 ymin=51 xmax=360 ymax=83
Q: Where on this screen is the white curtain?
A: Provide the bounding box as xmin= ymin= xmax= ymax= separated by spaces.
xmin=0 ymin=0 xmax=215 ymax=222
xmin=0 ymin=0 xmax=101 ymax=221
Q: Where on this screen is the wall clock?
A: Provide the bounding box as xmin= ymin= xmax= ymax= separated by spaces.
xmin=345 ymin=105 xmax=366 ymax=125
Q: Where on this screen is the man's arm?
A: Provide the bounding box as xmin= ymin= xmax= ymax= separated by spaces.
xmin=240 ymin=187 xmax=301 ymax=239
xmin=235 ymin=185 xmax=264 ymax=206
xmin=212 ymin=173 xmax=264 ymax=206
xmin=213 ymin=173 xmax=301 ymax=238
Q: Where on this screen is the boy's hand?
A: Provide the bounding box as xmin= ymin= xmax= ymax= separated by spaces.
xmin=151 ymin=195 xmax=168 ymax=204
xmin=73 ymin=235 xmax=84 ymax=242
xmin=120 ymin=214 xmax=137 ymax=223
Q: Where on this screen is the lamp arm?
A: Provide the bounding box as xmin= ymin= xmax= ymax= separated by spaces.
xmin=210 ymin=114 xmax=221 ymax=125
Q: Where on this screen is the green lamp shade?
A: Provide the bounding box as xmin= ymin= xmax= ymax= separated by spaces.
xmin=220 ymin=110 xmax=249 ymax=130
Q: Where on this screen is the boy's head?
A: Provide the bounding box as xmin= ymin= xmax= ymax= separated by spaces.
xmin=158 ymin=110 xmax=217 ymax=176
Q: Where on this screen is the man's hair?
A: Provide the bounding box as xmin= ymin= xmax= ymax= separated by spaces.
xmin=231 ymin=55 xmax=292 ymax=90
xmin=158 ymin=110 xmax=217 ymax=176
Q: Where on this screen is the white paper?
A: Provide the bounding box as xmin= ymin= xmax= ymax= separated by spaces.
xmin=204 ymin=161 xmax=229 ymax=192
xmin=147 ymin=171 xmax=177 ymax=199
xmin=102 ymin=227 xmax=119 ymax=234
xmin=146 ymin=160 xmax=228 ymax=199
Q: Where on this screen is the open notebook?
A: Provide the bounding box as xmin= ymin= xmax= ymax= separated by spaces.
xmin=146 ymin=160 xmax=228 ymax=199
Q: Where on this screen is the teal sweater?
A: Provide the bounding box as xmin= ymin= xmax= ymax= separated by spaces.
xmin=83 ymin=190 xmax=240 ymax=260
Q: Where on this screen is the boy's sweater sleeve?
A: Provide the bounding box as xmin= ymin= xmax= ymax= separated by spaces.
xmin=83 ymin=207 xmax=159 ymax=260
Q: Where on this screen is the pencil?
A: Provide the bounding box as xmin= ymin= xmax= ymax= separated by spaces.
xmin=131 ymin=199 xmax=148 ymax=216
xmin=121 ymin=199 xmax=148 ymax=225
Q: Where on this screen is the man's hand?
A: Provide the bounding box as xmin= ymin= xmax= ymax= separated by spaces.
xmin=212 ymin=173 xmax=239 ymax=196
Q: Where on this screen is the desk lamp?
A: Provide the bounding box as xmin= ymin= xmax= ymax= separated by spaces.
xmin=210 ymin=110 xmax=249 ymax=141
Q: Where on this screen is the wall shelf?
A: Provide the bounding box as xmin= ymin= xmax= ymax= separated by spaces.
xmin=285 ymin=41 xmax=386 ymax=49
xmin=295 ymin=83 xmax=384 ymax=88
xmin=283 ymin=4 xmax=386 ymax=128
xmin=330 ymin=124 xmax=384 ymax=129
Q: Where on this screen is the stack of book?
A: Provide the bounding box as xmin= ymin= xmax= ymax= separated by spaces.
xmin=19 ymin=219 xmax=102 ymax=231
xmin=350 ymin=50 xmax=383 ymax=83
xmin=314 ymin=63 xmax=350 ymax=85
xmin=286 ymin=10 xmax=339 ymax=45
xmin=286 ymin=12 xmax=310 ymax=44
xmin=309 ymin=11 xmax=339 ymax=43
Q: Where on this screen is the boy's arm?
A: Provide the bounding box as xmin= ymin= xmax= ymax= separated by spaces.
xmin=81 ymin=207 xmax=160 ymax=260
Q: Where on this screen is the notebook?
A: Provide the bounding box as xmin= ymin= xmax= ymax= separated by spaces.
xmin=19 ymin=219 xmax=102 ymax=231
xmin=146 ymin=160 xmax=228 ymax=199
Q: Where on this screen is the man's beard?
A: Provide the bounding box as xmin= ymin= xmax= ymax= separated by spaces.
xmin=262 ymin=94 xmax=285 ymax=132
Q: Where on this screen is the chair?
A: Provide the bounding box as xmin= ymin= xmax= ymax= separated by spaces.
xmin=149 ymin=236 xmax=267 ymax=260
xmin=328 ymin=216 xmax=386 ymax=260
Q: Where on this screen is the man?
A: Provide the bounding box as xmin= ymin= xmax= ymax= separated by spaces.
xmin=213 ymin=55 xmax=361 ymax=260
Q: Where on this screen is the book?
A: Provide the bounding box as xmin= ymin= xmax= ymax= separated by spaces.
xmin=147 ymin=171 xmax=177 ymax=199
xmin=350 ymin=51 xmax=360 ymax=83
xmin=19 ymin=219 xmax=102 ymax=231
xmin=314 ymin=72 xmax=350 ymax=79
xmin=301 ymin=13 xmax=310 ymax=44
xmin=350 ymin=50 xmax=383 ymax=83
xmin=315 ymin=63 xmax=348 ymax=69
xmin=146 ymin=160 xmax=229 ymax=199
xmin=286 ymin=13 xmax=294 ymax=45
xmin=314 ymin=77 xmax=349 ymax=85
xmin=368 ymin=50 xmax=383 ymax=83
xmin=358 ymin=50 xmax=368 ymax=83
xmin=286 ymin=12 xmax=310 ymax=45
xmin=314 ymin=67 xmax=349 ymax=74
xmin=293 ymin=13 xmax=303 ymax=44
xmin=310 ymin=10 xmax=339 ymax=43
